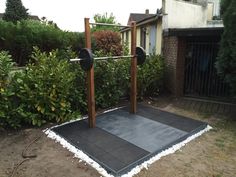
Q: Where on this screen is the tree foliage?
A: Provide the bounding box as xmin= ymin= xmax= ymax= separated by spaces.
xmin=92 ymin=13 xmax=119 ymax=32
xmin=3 ymin=0 xmax=29 ymax=23
xmin=216 ymin=0 xmax=236 ymax=95
xmin=94 ymin=13 xmax=116 ymax=24
xmin=0 ymin=49 xmax=80 ymax=128
xmin=93 ymin=30 xmax=123 ymax=56
xmin=0 ymin=20 xmax=84 ymax=66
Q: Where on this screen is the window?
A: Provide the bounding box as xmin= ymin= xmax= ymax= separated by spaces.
xmin=125 ymin=31 xmax=129 ymax=43
xmin=121 ymin=32 xmax=125 ymax=43
xmin=207 ymin=2 xmax=214 ymax=20
xmin=140 ymin=27 xmax=146 ymax=50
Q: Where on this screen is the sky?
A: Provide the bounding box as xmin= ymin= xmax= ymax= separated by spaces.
xmin=0 ymin=0 xmax=162 ymax=32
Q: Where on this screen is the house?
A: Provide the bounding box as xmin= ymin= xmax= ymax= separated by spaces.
xmin=120 ymin=10 xmax=163 ymax=55
xmin=121 ymin=0 xmax=222 ymax=55
xmin=121 ymin=0 xmax=223 ymax=54
xmin=122 ymin=0 xmax=229 ymax=101
xmin=0 ymin=13 xmax=40 ymax=21
xmin=162 ymin=0 xmax=223 ymax=30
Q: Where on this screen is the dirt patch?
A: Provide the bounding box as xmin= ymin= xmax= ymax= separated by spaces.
xmin=0 ymin=127 xmax=100 ymax=177
xmin=0 ymin=97 xmax=235 ymax=177
xmin=136 ymin=98 xmax=236 ymax=177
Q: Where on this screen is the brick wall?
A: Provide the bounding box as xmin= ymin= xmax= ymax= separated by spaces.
xmin=163 ymin=36 xmax=178 ymax=95
xmin=176 ymin=37 xmax=186 ymax=96
xmin=163 ymin=36 xmax=186 ymax=97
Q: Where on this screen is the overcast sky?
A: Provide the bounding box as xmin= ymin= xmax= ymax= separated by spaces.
xmin=0 ymin=0 xmax=162 ymax=32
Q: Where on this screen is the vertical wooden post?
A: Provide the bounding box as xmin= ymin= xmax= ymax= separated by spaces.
xmin=130 ymin=21 xmax=137 ymax=113
xmin=85 ymin=18 xmax=96 ymax=128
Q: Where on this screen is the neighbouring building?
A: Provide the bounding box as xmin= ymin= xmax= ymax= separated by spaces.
xmin=162 ymin=0 xmax=223 ymax=30
xmin=122 ymin=0 xmax=229 ymax=101
xmin=120 ymin=9 xmax=163 ymax=55
xmin=162 ymin=0 xmax=233 ymax=101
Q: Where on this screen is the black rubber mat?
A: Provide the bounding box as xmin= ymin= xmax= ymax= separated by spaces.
xmin=123 ymin=104 xmax=206 ymax=132
xmin=52 ymin=120 xmax=149 ymax=174
xmin=52 ymin=104 xmax=208 ymax=176
xmin=96 ymin=109 xmax=187 ymax=153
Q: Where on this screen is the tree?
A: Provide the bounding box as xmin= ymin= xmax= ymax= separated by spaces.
xmin=3 ymin=0 xmax=29 ymax=23
xmin=216 ymin=0 xmax=236 ymax=95
xmin=41 ymin=17 xmax=59 ymax=29
xmin=92 ymin=13 xmax=119 ymax=32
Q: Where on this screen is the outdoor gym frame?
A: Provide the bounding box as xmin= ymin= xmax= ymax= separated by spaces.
xmin=83 ymin=18 xmax=138 ymax=128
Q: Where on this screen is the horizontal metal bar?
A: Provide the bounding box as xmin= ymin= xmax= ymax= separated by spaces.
xmin=70 ymin=55 xmax=134 ymax=62
xmin=90 ymin=22 xmax=130 ymax=28
xmin=70 ymin=54 xmax=149 ymax=62
xmin=94 ymin=55 xmax=134 ymax=60
xmin=70 ymin=58 xmax=82 ymax=62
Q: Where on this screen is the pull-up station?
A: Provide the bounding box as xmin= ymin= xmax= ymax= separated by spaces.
xmin=70 ymin=18 xmax=146 ymax=128
xmin=90 ymin=22 xmax=131 ymax=28
xmin=50 ymin=17 xmax=210 ymax=176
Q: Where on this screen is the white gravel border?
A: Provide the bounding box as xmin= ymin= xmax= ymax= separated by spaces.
xmin=44 ymin=108 xmax=212 ymax=177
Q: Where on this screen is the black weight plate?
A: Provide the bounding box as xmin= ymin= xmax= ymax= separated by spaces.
xmin=136 ymin=47 xmax=146 ymax=65
xmin=79 ymin=48 xmax=94 ymax=71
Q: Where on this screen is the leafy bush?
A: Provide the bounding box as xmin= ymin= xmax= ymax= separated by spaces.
xmin=0 ymin=48 xmax=81 ymax=128
xmin=93 ymin=30 xmax=124 ymax=56
xmin=94 ymin=59 xmax=130 ymax=108
xmin=40 ymin=52 xmax=163 ymax=112
xmin=216 ymin=0 xmax=236 ymax=95
xmin=0 ymin=51 xmax=14 ymax=86
xmin=0 ymin=51 xmax=22 ymax=128
xmin=0 ymin=20 xmax=84 ymax=66
xmin=0 ymin=49 xmax=164 ymax=129
xmin=93 ymin=54 xmax=164 ymax=108
xmin=138 ymin=54 xmax=165 ymax=98
xmin=12 ymin=48 xmax=79 ymax=126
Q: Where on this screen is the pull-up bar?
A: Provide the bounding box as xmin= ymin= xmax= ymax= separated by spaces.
xmin=90 ymin=22 xmax=130 ymax=28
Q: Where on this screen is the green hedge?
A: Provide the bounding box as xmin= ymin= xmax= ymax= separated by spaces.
xmin=0 ymin=49 xmax=80 ymax=128
xmin=0 ymin=20 xmax=84 ymax=66
xmin=0 ymin=49 xmax=164 ymax=129
xmin=216 ymin=0 xmax=236 ymax=95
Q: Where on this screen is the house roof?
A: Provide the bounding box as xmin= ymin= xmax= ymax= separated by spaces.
xmin=0 ymin=13 xmax=40 ymax=21
xmin=29 ymin=15 xmax=40 ymax=21
xmin=120 ymin=14 xmax=162 ymax=32
xmin=128 ymin=13 xmax=156 ymax=25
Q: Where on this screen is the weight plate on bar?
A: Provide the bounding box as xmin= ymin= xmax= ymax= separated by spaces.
xmin=136 ymin=47 xmax=146 ymax=65
xmin=79 ymin=48 xmax=94 ymax=71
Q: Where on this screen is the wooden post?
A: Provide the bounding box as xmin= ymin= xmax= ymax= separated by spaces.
xmin=85 ymin=18 xmax=96 ymax=128
xmin=130 ymin=21 xmax=137 ymax=113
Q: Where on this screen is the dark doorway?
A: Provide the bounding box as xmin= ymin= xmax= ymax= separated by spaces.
xmin=184 ymin=39 xmax=231 ymax=100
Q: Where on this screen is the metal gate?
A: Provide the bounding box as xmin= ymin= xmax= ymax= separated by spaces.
xmin=184 ymin=42 xmax=231 ymax=100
